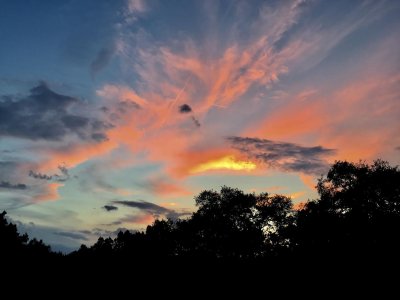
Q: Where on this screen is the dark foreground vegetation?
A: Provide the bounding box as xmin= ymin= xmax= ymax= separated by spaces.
xmin=2 ymin=160 xmax=400 ymax=270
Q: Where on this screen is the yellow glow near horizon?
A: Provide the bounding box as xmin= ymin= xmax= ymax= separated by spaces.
xmin=190 ymin=155 xmax=256 ymax=174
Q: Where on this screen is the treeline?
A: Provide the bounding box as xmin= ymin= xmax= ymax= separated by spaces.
xmin=1 ymin=160 xmax=400 ymax=261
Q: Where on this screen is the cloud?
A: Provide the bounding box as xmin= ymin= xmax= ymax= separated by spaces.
xmin=113 ymin=200 xmax=169 ymax=214
xmin=33 ymin=182 xmax=63 ymax=202
xmin=90 ymin=46 xmax=115 ymax=78
xmin=127 ymin=0 xmax=147 ymax=14
xmin=191 ymin=116 xmax=201 ymax=127
xmin=117 ymin=214 xmax=155 ymax=225
xmin=103 ymin=205 xmax=118 ymax=212
xmin=0 ymin=82 xmax=110 ymax=142
xmin=228 ymin=136 xmax=336 ymax=175
xmin=29 ymin=164 xmax=71 ymax=182
xmin=112 ymin=200 xmax=190 ymax=220
xmin=54 ymin=231 xmax=89 ymax=241
xmin=0 ymin=181 xmax=27 ymax=190
xmin=29 ymin=171 xmax=52 ymax=180
xmin=179 ymin=104 xmax=192 ymax=113
xmin=141 ymin=178 xmax=191 ymax=197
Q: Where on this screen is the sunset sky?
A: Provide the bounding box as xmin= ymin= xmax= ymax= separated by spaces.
xmin=1 ymin=0 xmax=399 ymax=252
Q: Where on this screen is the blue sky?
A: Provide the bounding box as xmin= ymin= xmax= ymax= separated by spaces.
xmin=0 ymin=0 xmax=399 ymax=252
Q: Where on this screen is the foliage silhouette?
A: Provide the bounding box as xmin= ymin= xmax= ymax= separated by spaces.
xmin=290 ymin=160 xmax=400 ymax=258
xmin=0 ymin=211 xmax=54 ymax=258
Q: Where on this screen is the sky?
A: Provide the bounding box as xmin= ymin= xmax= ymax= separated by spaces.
xmin=0 ymin=0 xmax=399 ymax=252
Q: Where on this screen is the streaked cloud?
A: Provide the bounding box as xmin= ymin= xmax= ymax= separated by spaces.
xmin=0 ymin=181 xmax=27 ymax=190
xmin=113 ymin=200 xmax=190 ymax=220
xmin=55 ymin=231 xmax=89 ymax=241
xmin=228 ymin=136 xmax=336 ymax=175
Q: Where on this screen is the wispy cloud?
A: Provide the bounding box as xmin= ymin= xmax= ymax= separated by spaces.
xmin=90 ymin=46 xmax=115 ymax=78
xmin=55 ymin=231 xmax=89 ymax=241
xmin=0 ymin=181 xmax=27 ymax=190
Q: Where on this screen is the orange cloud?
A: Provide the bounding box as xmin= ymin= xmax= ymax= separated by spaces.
xmin=250 ymin=94 xmax=328 ymax=141
xmin=39 ymin=139 xmax=118 ymax=172
xmin=122 ymin=214 xmax=155 ymax=225
xmin=145 ymin=179 xmax=192 ymax=197
xmin=34 ymin=182 xmax=63 ymax=202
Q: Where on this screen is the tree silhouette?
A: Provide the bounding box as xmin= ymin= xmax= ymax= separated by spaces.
xmin=0 ymin=211 xmax=28 ymax=256
xmin=291 ymin=160 xmax=400 ymax=258
xmin=0 ymin=211 xmax=53 ymax=258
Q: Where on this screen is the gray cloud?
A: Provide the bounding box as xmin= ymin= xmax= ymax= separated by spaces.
xmin=228 ymin=136 xmax=336 ymax=175
xmin=112 ymin=200 xmax=190 ymax=220
xmin=103 ymin=205 xmax=118 ymax=212
xmin=55 ymin=231 xmax=89 ymax=241
xmin=113 ymin=200 xmax=169 ymax=214
xmin=191 ymin=116 xmax=201 ymax=127
xmin=29 ymin=170 xmax=52 ymax=180
xmin=0 ymin=181 xmax=27 ymax=190
xmin=179 ymin=104 xmax=192 ymax=113
xmin=0 ymin=82 xmax=110 ymax=142
xmin=29 ymin=164 xmax=71 ymax=182
xmin=117 ymin=100 xmax=141 ymax=113
xmin=91 ymin=132 xmax=109 ymax=142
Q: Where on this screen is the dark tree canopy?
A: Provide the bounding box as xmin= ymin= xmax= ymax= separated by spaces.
xmin=291 ymin=160 xmax=400 ymax=257
xmin=0 ymin=211 xmax=52 ymax=258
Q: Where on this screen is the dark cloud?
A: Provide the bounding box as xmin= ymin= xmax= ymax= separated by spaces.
xmin=100 ymin=106 xmax=109 ymax=113
xmin=103 ymin=205 xmax=118 ymax=212
xmin=108 ymin=221 xmax=123 ymax=226
xmin=113 ymin=200 xmax=169 ymax=214
xmin=0 ymin=82 xmax=109 ymax=142
xmin=29 ymin=164 xmax=71 ymax=182
xmin=116 ymin=100 xmax=141 ymax=114
xmin=191 ymin=116 xmax=201 ymax=127
xmin=58 ymin=165 xmax=69 ymax=177
xmin=112 ymin=200 xmax=190 ymax=220
xmin=55 ymin=231 xmax=89 ymax=241
xmin=91 ymin=132 xmax=109 ymax=142
xmin=29 ymin=170 xmax=52 ymax=180
xmin=90 ymin=46 xmax=115 ymax=78
xmin=0 ymin=181 xmax=27 ymax=190
xmin=228 ymin=136 xmax=336 ymax=175
xmin=179 ymin=104 xmax=192 ymax=113
xmin=91 ymin=120 xmax=115 ymax=131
